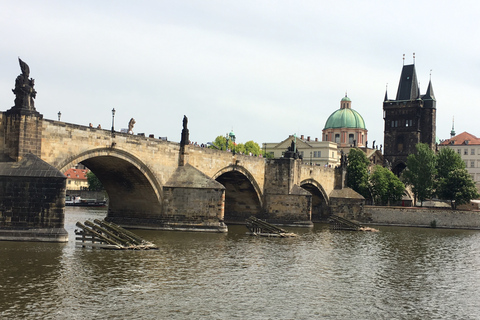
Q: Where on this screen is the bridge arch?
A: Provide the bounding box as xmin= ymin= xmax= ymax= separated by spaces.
xmin=213 ymin=165 xmax=263 ymax=223
xmin=300 ymin=178 xmax=329 ymax=222
xmin=57 ymin=148 xmax=163 ymax=218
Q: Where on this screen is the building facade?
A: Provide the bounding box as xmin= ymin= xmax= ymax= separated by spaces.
xmin=263 ymin=135 xmax=340 ymax=167
xmin=438 ymin=131 xmax=480 ymax=193
xmin=64 ymin=167 xmax=89 ymax=190
xmin=383 ymin=63 xmax=436 ymax=175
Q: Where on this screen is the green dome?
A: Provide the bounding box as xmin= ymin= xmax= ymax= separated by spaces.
xmin=324 ymin=108 xmax=366 ymax=130
xmin=341 ymin=96 xmax=351 ymax=102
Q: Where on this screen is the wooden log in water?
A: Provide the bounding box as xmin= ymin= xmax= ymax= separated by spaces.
xmin=94 ymin=219 xmax=143 ymax=245
xmin=75 ymin=222 xmax=124 ymax=247
xmin=84 ymin=220 xmax=133 ymax=247
xmin=75 ymin=220 xmax=158 ymax=250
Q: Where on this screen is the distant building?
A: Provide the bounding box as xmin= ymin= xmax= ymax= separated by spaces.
xmin=322 ymin=95 xmax=368 ymax=148
xmin=263 ymin=135 xmax=339 ymax=167
xmin=64 ymin=168 xmax=89 ymax=190
xmin=264 ymin=94 xmax=382 ymax=167
xmin=383 ymin=62 xmax=436 ymax=175
xmin=438 ymin=131 xmax=480 ymax=193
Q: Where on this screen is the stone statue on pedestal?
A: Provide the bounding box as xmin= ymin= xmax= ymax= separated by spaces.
xmin=180 ymin=115 xmax=189 ymax=147
xmin=12 ymin=58 xmax=37 ymax=111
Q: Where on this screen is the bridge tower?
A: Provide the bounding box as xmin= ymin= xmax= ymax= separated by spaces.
xmin=383 ymin=58 xmax=436 ymax=175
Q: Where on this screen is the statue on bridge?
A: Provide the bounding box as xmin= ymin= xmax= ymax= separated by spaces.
xmin=180 ymin=115 xmax=189 ymax=147
xmin=12 ymin=58 xmax=37 ymax=111
xmin=284 ymin=140 xmax=302 ymax=160
xmin=128 ymin=118 xmax=136 ymax=134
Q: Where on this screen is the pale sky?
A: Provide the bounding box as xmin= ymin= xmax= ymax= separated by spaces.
xmin=1 ymin=0 xmax=479 ymax=148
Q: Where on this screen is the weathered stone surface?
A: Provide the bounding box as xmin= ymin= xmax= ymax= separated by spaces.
xmin=364 ymin=206 xmax=480 ymax=229
xmin=329 ymin=187 xmax=365 ymax=221
xmin=0 ymin=153 xmax=67 ymax=242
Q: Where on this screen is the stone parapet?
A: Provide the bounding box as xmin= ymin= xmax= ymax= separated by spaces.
xmin=364 ymin=206 xmax=480 ymax=229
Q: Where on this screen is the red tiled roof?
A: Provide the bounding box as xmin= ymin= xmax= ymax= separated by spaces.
xmin=439 ymin=131 xmax=480 ymax=146
xmin=64 ymin=168 xmax=89 ymax=180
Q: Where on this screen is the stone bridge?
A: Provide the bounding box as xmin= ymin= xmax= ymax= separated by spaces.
xmin=0 ymin=60 xmax=351 ymax=242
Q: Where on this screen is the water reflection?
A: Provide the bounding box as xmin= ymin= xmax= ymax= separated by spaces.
xmin=1 ymin=207 xmax=480 ymax=319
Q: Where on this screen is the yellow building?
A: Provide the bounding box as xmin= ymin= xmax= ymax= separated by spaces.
xmin=263 ymin=135 xmax=339 ymax=167
xmin=64 ymin=168 xmax=89 ymax=190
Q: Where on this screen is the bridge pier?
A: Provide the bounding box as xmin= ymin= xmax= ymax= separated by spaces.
xmin=105 ymin=164 xmax=228 ymax=232
xmin=0 ymin=153 xmax=68 ymax=242
xmin=262 ymin=158 xmax=313 ymax=227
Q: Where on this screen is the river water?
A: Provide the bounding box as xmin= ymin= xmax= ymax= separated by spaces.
xmin=1 ymin=207 xmax=480 ymax=319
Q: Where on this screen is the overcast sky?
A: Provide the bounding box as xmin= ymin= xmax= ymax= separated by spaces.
xmin=1 ymin=1 xmax=479 ymax=147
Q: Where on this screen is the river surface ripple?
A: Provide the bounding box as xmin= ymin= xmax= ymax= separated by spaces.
xmin=1 ymin=207 xmax=480 ymax=319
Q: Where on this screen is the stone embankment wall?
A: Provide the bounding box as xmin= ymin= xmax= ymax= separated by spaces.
xmin=364 ymin=206 xmax=480 ymax=229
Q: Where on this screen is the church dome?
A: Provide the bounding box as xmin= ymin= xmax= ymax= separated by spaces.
xmin=323 ymin=94 xmax=366 ymax=130
xmin=324 ymin=108 xmax=366 ymax=130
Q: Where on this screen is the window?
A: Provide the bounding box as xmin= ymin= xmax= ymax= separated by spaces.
xmin=457 ymin=149 xmax=461 ymax=154
xmin=335 ymin=134 xmax=340 ymax=143
xmin=349 ymin=134 xmax=354 ymax=145
xmin=471 ymin=161 xmax=475 ymax=168
xmin=406 ymin=119 xmax=413 ymax=127
xmin=464 ymin=149 xmax=468 ymax=155
xmin=472 ymin=149 xmax=475 ymax=155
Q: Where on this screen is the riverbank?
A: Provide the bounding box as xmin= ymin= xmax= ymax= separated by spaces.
xmin=364 ymin=205 xmax=480 ymax=230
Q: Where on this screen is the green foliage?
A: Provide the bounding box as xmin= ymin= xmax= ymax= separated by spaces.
xmin=244 ymin=140 xmax=262 ymax=156
xmin=87 ymin=171 xmax=104 ymax=191
xmin=370 ymin=165 xmax=405 ymax=205
xmin=403 ymin=143 xmax=436 ymax=206
xmin=210 ymin=136 xmax=234 ymax=151
xmin=436 ymin=147 xmax=465 ymax=178
xmin=346 ymin=148 xmax=370 ymax=199
xmin=436 ymin=168 xmax=480 ymax=209
xmin=209 ymin=135 xmax=272 ymax=158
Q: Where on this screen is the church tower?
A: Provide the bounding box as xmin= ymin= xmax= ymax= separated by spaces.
xmin=383 ymin=58 xmax=436 ymax=175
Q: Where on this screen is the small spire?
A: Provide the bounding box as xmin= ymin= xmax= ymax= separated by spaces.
xmin=413 ymin=52 xmax=415 ymax=64
xmin=384 ymin=83 xmax=388 ymax=101
xmin=403 ymin=54 xmax=405 ymax=65
xmin=430 ymin=69 xmax=432 ymax=81
xmin=450 ymin=116 xmax=456 ymax=138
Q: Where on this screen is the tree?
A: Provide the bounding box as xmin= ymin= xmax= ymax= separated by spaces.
xmin=436 ymin=169 xmax=479 ymax=209
xmin=346 ymin=148 xmax=370 ymax=199
xmin=436 ymin=148 xmax=479 ymax=208
xmin=403 ymin=143 xmax=436 ymax=206
xmin=210 ymin=136 xmax=232 ymax=151
xmin=436 ymin=147 xmax=465 ymax=178
xmin=370 ymin=165 xmax=405 ymax=205
xmin=208 ymin=135 xmax=273 ymax=158
xmin=244 ymin=140 xmax=262 ymax=155
xmin=87 ymin=171 xmax=104 ymax=191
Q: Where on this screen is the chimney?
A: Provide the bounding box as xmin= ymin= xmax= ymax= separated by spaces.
xmin=307 ymin=136 xmax=310 ymax=141
xmin=300 ymin=135 xmax=304 ymax=140
xmin=315 ymin=138 xmax=318 ymax=142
